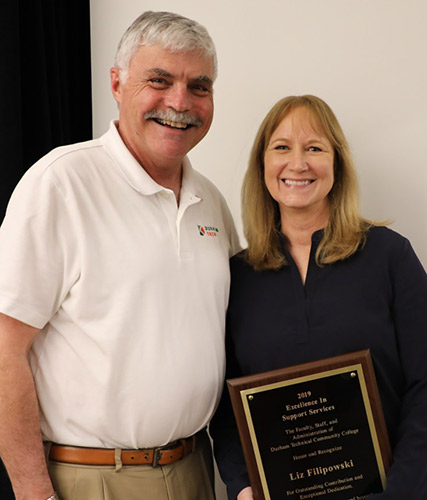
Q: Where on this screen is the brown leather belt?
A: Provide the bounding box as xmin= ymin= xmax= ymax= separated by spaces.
xmin=49 ymin=435 xmax=196 ymax=467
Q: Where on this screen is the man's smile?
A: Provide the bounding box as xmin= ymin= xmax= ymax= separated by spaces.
xmin=152 ymin=117 xmax=191 ymax=130
xmin=145 ymin=109 xmax=202 ymax=131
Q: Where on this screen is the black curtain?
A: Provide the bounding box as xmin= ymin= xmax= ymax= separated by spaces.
xmin=0 ymin=1 xmax=92 ymax=497
xmin=0 ymin=0 xmax=93 ymax=222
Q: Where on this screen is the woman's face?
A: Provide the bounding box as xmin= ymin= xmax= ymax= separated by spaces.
xmin=264 ymin=106 xmax=335 ymax=220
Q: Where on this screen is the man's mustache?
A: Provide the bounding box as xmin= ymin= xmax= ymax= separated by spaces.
xmin=144 ymin=109 xmax=203 ymax=127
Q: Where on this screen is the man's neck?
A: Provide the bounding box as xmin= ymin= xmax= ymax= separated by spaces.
xmin=149 ymin=166 xmax=182 ymax=203
xmin=116 ymin=122 xmax=183 ymax=202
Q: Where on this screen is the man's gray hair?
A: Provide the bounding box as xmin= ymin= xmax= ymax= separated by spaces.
xmin=115 ymin=11 xmax=217 ymax=83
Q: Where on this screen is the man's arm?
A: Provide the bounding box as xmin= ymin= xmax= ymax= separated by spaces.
xmin=0 ymin=313 xmax=55 ymax=500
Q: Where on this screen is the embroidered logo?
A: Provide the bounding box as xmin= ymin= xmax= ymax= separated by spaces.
xmin=197 ymin=225 xmax=219 ymax=237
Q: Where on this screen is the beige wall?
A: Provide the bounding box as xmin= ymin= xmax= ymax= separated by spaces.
xmin=90 ymin=1 xmax=427 ymax=496
xmin=90 ymin=0 xmax=427 ymax=268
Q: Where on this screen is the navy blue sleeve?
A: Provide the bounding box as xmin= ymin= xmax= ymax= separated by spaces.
xmin=371 ymin=237 xmax=427 ymax=498
xmin=210 ymin=322 xmax=251 ymax=500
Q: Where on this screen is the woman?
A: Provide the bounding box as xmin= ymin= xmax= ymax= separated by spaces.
xmin=210 ymin=95 xmax=427 ymax=499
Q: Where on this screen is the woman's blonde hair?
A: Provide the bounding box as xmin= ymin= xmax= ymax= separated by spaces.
xmin=242 ymin=95 xmax=377 ymax=270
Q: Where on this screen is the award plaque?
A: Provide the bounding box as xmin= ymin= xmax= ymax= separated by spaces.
xmin=227 ymin=350 xmax=392 ymax=500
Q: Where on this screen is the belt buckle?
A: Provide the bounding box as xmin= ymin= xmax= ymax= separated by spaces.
xmin=152 ymin=448 xmax=163 ymax=468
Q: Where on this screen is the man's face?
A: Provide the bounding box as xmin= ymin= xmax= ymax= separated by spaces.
xmin=111 ymin=44 xmax=214 ymax=171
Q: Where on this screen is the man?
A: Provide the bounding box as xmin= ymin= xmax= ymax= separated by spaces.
xmin=0 ymin=11 xmax=239 ymax=500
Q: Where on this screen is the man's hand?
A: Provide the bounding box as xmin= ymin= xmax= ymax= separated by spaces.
xmin=237 ymin=486 xmax=254 ymax=500
xmin=0 ymin=313 xmax=54 ymax=500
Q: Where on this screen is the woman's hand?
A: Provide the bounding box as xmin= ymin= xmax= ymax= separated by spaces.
xmin=237 ymin=486 xmax=254 ymax=500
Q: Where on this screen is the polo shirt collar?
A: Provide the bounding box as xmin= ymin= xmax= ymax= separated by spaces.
xmin=101 ymin=121 xmax=200 ymax=199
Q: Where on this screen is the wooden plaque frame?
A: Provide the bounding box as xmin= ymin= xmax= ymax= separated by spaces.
xmin=227 ymin=350 xmax=392 ymax=500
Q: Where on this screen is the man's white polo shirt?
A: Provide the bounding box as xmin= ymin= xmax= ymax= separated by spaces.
xmin=0 ymin=121 xmax=240 ymax=448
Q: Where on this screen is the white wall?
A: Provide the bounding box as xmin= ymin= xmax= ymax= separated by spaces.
xmin=91 ymin=0 xmax=427 ymax=268
xmin=90 ymin=0 xmax=426 ymax=496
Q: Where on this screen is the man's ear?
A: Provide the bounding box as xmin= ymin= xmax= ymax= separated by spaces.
xmin=110 ymin=67 xmax=122 ymax=104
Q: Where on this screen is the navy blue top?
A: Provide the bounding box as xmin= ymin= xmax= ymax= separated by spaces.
xmin=210 ymin=226 xmax=427 ymax=499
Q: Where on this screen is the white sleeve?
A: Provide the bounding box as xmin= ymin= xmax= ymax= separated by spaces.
xmin=0 ymin=165 xmax=80 ymax=328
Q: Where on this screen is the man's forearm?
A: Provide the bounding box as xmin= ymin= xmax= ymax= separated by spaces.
xmin=0 ymin=355 xmax=54 ymax=499
xmin=0 ymin=315 xmax=54 ymax=500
